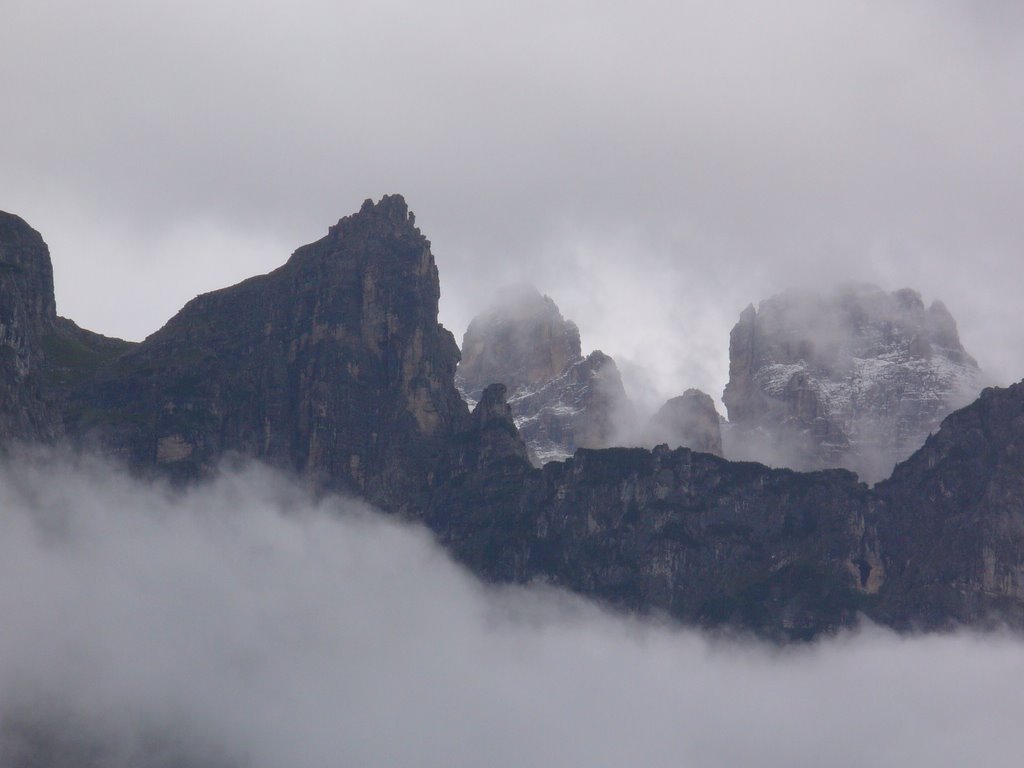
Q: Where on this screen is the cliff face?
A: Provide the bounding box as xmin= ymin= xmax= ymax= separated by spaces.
xmin=429 ymin=384 xmax=879 ymax=640
xmin=64 ymin=196 xmax=468 ymax=510
xmin=722 ymin=285 xmax=984 ymax=482
xmin=874 ymin=382 xmax=1024 ymax=629
xmin=435 ymin=380 xmax=1024 ymax=638
xmin=458 ymin=286 xmax=631 ymax=464
xmin=0 ymin=213 xmax=133 ymax=443
xmin=0 ymin=212 xmax=60 ymax=441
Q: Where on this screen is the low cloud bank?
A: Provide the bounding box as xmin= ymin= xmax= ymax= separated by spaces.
xmin=1 ymin=450 xmax=1023 ymax=767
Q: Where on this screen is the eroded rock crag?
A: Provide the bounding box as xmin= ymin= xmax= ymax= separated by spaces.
xmin=458 ymin=285 xmax=631 ymax=464
xmin=64 ymin=196 xmax=469 ymax=510
xmin=723 ymin=284 xmax=984 ymax=482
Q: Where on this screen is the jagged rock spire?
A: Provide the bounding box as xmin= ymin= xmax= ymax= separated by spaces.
xmin=457 ymin=285 xmax=631 ymax=465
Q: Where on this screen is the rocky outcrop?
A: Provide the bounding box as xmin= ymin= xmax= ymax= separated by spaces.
xmin=874 ymin=381 xmax=1024 ymax=629
xmin=452 ymin=383 xmax=531 ymax=469
xmin=457 ymin=286 xmax=631 ymax=464
xmin=0 ymin=212 xmax=63 ymax=442
xmin=722 ymin=284 xmax=984 ymax=482
xmin=646 ymin=389 xmax=723 ymax=456
xmin=64 ymin=196 xmax=469 ymax=511
xmin=429 ymin=385 xmax=879 ymax=640
xmin=435 ymin=379 xmax=1024 ymax=639
xmin=0 ymin=213 xmax=133 ymax=443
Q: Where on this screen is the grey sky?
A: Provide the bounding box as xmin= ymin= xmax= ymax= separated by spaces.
xmin=1 ymin=0 xmax=1022 ymax=408
xmin=3 ymin=452 xmax=1024 ymax=767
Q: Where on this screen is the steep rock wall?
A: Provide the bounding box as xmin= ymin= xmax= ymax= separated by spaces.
xmin=64 ymin=196 xmax=468 ymax=510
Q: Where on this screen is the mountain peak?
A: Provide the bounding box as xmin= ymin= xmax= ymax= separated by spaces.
xmin=457 ymin=288 xmax=631 ymax=465
xmin=648 ymin=389 xmax=723 ymax=456
xmin=64 ymin=196 xmax=465 ymax=506
xmin=723 ymin=284 xmax=984 ymax=481
xmin=359 ymin=192 xmax=410 ymax=219
xmin=327 ymin=193 xmax=419 ymax=241
xmin=459 ymin=284 xmax=582 ymax=397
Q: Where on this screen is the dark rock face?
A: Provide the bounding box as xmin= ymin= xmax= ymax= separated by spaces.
xmin=531 ymin=448 xmax=879 ymax=638
xmin=455 ymin=382 xmax=531 ymax=469
xmin=457 ymin=286 xmax=631 ymax=464
xmin=722 ymin=284 xmax=984 ymax=482
xmin=64 ymin=196 xmax=468 ymax=510
xmin=647 ymin=389 xmax=723 ymax=456
xmin=436 ymin=380 xmax=1024 ymax=638
xmin=0 ymin=213 xmax=133 ymax=443
xmin=874 ymin=382 xmax=1024 ymax=629
xmin=430 ymin=385 xmax=879 ymax=640
xmin=0 ymin=212 xmax=61 ymax=441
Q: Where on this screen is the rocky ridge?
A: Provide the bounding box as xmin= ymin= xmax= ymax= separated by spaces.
xmin=433 ymin=379 xmax=1024 ymax=638
xmin=0 ymin=199 xmax=1022 ymax=641
xmin=63 ymin=196 xmax=468 ymax=510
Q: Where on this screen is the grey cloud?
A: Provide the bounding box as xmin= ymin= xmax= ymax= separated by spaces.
xmin=1 ymin=0 xmax=1021 ymax=403
xmin=2 ymin=450 xmax=1024 ymax=767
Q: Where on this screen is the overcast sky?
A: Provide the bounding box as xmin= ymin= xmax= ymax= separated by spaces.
xmin=2 ymin=0 xmax=1022 ymax=407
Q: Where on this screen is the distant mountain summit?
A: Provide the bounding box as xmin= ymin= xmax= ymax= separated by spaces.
xmin=646 ymin=389 xmax=723 ymax=456
xmin=458 ymin=285 xmax=581 ymax=399
xmin=457 ymin=286 xmax=631 ymax=464
xmin=723 ymin=284 xmax=984 ymax=482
